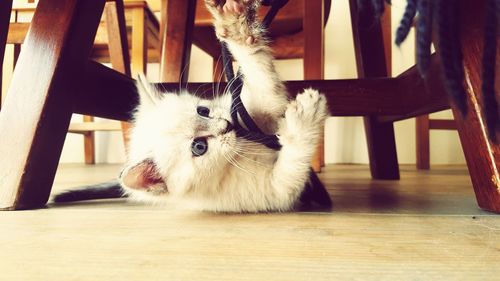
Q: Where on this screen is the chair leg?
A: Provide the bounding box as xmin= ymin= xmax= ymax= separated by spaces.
xmin=83 ymin=116 xmax=96 ymax=164
xmin=105 ymin=0 xmax=132 ymax=151
xmin=131 ymin=6 xmax=147 ymax=76
xmin=0 ymin=0 xmax=105 ymax=210
xmin=304 ymin=0 xmax=325 ymax=172
xmin=416 ymin=115 xmax=430 ymax=169
xmin=0 ymin=0 xmax=12 ymax=109
xmin=349 ymin=0 xmax=399 ymax=179
xmin=451 ymin=0 xmax=500 ymax=213
xmin=105 ymin=0 xmax=131 ymax=77
xmin=364 ymin=118 xmax=399 ymax=179
xmin=160 ymin=0 xmax=196 ymax=83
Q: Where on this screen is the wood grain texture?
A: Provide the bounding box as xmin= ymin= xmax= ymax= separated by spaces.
xmin=304 ymin=0 xmax=325 ymax=172
xmin=104 ymin=0 xmax=133 ymax=150
xmin=0 ymin=0 xmax=13 ymax=109
xmin=303 ymin=0 xmax=325 ymax=81
xmin=449 ymin=0 xmax=500 ymax=213
xmin=0 ymin=0 xmax=106 ymax=210
xmin=105 ymin=0 xmax=131 ymax=76
xmin=429 ymin=119 xmax=456 ymax=130
xmin=416 ymin=115 xmax=430 ymax=170
xmin=2 ymin=164 xmax=499 ymax=280
xmin=83 ymin=115 xmax=96 ymax=165
xmin=349 ymin=0 xmax=399 ymax=180
xmin=68 ymin=121 xmax=122 ymax=133
xmin=160 ymin=0 xmax=196 ymax=83
xmin=131 ymin=6 xmax=146 ymax=75
xmin=5 ymin=23 xmax=27 ymax=44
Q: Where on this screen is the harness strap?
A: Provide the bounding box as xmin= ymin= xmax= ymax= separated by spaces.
xmin=222 ymin=0 xmax=288 ymax=150
xmin=262 ymin=0 xmax=289 ymax=28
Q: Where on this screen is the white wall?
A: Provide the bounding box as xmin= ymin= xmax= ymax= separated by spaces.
xmin=2 ymin=0 xmax=465 ymax=165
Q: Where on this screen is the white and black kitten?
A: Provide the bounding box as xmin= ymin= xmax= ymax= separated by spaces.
xmin=55 ymin=0 xmax=330 ymax=212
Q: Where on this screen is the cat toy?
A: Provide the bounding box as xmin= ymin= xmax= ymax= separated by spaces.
xmin=221 ymin=0 xmax=287 ymax=150
xmin=360 ymin=0 xmax=499 ymax=142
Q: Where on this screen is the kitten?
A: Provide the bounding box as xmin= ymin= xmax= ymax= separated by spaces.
xmin=55 ymin=0 xmax=330 ymax=212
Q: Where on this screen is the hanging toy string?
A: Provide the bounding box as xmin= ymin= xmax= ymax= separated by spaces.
xmin=219 ymin=0 xmax=332 ymax=208
xmin=221 ymin=0 xmax=289 ymax=150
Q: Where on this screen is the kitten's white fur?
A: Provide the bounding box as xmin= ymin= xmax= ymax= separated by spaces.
xmin=119 ymin=0 xmax=328 ymax=212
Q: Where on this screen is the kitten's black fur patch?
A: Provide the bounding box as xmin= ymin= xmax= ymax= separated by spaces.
xmin=53 ymin=181 xmax=125 ymax=203
xmin=298 ymin=169 xmax=333 ymax=209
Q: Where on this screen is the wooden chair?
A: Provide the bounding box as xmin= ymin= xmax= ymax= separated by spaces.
xmin=0 ymin=0 xmax=498 ymax=214
xmin=91 ymin=0 xmax=160 ymax=76
xmin=416 ymin=115 xmax=457 ymax=170
xmin=2 ymin=0 xmax=156 ymax=163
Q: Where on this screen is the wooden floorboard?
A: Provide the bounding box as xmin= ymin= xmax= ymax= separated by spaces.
xmin=1 ymin=164 xmax=499 ymax=280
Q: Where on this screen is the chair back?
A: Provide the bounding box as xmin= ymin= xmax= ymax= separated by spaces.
xmin=146 ymin=0 xmax=331 ymax=36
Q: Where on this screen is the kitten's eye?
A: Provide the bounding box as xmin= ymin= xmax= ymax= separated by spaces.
xmin=196 ymin=106 xmax=210 ymax=118
xmin=191 ymin=137 xmax=208 ymax=157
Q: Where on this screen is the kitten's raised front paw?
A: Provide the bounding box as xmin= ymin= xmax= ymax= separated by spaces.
xmin=204 ymin=0 xmax=261 ymax=44
xmin=284 ymin=89 xmax=328 ymax=138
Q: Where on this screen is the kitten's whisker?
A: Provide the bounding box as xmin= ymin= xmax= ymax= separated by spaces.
xmin=178 ymin=61 xmax=191 ymax=94
xmin=192 ymin=83 xmax=207 ymax=99
xmin=228 ymin=152 xmax=256 ymax=175
xmin=223 ymin=153 xmax=254 ymax=175
xmin=229 ymin=100 xmax=245 ymax=116
xmin=213 ymin=54 xmax=225 ymax=100
xmin=234 ymin=147 xmax=272 ymax=155
xmin=231 ymin=149 xmax=270 ymax=168
xmin=158 ymin=82 xmax=168 ymax=94
xmin=230 ymin=74 xmax=244 ymax=95
xmin=223 ymin=72 xmax=244 ymax=96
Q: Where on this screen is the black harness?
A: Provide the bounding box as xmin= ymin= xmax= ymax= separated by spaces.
xmin=221 ymin=0 xmax=289 ymax=150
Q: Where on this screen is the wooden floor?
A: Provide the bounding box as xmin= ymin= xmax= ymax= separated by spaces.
xmin=1 ymin=164 xmax=499 ymax=280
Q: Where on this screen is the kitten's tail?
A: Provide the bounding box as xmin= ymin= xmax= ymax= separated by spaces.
xmin=53 ymin=181 xmax=127 ymax=203
xmin=298 ymin=169 xmax=333 ymax=209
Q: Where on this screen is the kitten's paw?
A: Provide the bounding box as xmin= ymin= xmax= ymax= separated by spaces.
xmin=284 ymin=89 xmax=328 ymax=136
xmin=204 ymin=0 xmax=261 ymax=44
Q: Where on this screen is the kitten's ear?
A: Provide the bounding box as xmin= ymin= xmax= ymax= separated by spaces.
xmin=136 ymin=73 xmax=162 ymax=107
xmin=119 ymin=159 xmax=164 ymax=191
